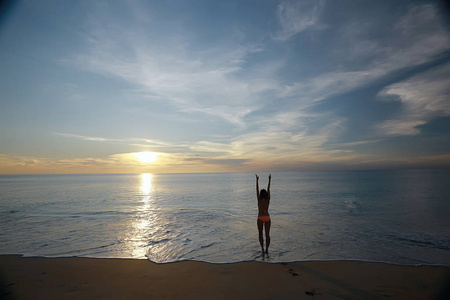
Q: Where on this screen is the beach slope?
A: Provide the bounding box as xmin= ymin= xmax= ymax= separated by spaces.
xmin=1 ymin=255 xmax=449 ymax=299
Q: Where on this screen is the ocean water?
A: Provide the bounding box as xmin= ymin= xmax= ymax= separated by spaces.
xmin=0 ymin=170 xmax=449 ymax=265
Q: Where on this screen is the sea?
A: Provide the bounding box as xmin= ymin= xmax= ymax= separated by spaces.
xmin=1 ymin=170 xmax=449 ymax=265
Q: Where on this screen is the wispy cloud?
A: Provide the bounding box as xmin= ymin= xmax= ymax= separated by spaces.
xmin=371 ymin=4 xmax=450 ymax=72
xmin=69 ymin=2 xmax=450 ymax=143
xmin=65 ymin=4 xmax=275 ymax=128
xmin=55 ymin=133 xmax=119 ymax=142
xmin=348 ymin=154 xmax=450 ymax=169
xmin=273 ymin=0 xmax=325 ymax=41
xmin=281 ymin=4 xmax=450 ymax=105
xmin=376 ymin=62 xmax=450 ymax=136
xmin=54 ymin=132 xmax=190 ymax=153
xmin=331 ymin=140 xmax=382 ymax=148
xmin=191 ymin=112 xmax=359 ymax=166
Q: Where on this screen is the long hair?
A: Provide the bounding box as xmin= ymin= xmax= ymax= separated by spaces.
xmin=260 ymin=189 xmax=268 ymax=199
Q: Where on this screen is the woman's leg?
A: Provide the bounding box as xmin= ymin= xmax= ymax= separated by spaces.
xmin=264 ymin=220 xmax=271 ymax=253
xmin=257 ymin=219 xmax=264 ymax=253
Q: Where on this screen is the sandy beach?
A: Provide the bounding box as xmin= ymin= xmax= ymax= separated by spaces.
xmin=0 ymin=255 xmax=449 ymax=299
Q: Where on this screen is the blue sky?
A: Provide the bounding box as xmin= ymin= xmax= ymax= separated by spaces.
xmin=1 ymin=0 xmax=450 ymax=174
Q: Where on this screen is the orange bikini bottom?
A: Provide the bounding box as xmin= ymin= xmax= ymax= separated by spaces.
xmin=258 ymin=215 xmax=271 ymax=223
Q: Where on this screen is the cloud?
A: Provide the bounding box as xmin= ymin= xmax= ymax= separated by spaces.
xmin=273 ymin=0 xmax=324 ymax=41
xmin=184 ymin=157 xmax=250 ymax=166
xmin=53 ymin=1 xmax=450 ymax=172
xmin=281 ymin=4 xmax=450 ymax=105
xmin=374 ymin=4 xmax=450 ymax=71
xmin=330 ymin=139 xmax=382 ymax=148
xmin=272 ymin=2 xmax=450 ymax=159
xmin=191 ymin=111 xmax=359 ymax=166
xmin=348 ymin=153 xmax=450 ymax=169
xmin=54 ymin=132 xmax=190 ymax=153
xmin=0 ymin=152 xmax=186 ymax=174
xmin=55 ymin=133 xmax=118 ymax=142
xmin=375 ymin=120 xmax=427 ymax=137
xmin=65 ymin=4 xmax=274 ymax=128
xmin=375 ymin=62 xmax=450 ymax=136
xmin=281 ymin=70 xmax=376 ymax=105
xmin=69 ymin=3 xmax=450 ymax=133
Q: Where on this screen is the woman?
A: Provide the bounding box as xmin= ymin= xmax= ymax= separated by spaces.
xmin=256 ymin=174 xmax=271 ymax=254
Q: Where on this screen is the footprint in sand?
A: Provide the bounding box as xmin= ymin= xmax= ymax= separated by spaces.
xmin=282 ymin=265 xmax=323 ymax=297
xmin=305 ymin=289 xmax=321 ymax=297
xmin=282 ymin=264 xmax=299 ymax=277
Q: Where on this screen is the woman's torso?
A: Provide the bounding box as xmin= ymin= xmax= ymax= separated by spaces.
xmin=258 ymin=198 xmax=270 ymax=216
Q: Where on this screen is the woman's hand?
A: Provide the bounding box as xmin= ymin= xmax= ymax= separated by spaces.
xmin=255 ymin=174 xmax=259 ymax=180
xmin=268 ymin=174 xmax=271 ymax=181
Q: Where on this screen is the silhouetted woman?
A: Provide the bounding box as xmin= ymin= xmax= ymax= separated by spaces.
xmin=256 ymin=174 xmax=271 ymax=253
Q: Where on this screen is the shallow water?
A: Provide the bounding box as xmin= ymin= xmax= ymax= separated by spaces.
xmin=1 ymin=170 xmax=449 ymax=264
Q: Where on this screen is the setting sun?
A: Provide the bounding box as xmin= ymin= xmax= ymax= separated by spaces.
xmin=133 ymin=152 xmax=158 ymax=163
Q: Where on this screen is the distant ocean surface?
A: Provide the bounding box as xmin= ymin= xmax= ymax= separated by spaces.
xmin=1 ymin=170 xmax=449 ymax=265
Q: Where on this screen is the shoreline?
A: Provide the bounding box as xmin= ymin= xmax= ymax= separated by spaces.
xmin=10 ymin=253 xmax=450 ymax=267
xmin=1 ymin=255 xmax=449 ymax=299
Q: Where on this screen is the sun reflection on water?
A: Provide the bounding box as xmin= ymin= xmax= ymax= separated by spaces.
xmin=141 ymin=173 xmax=152 ymax=195
xmin=127 ymin=173 xmax=158 ymax=258
xmin=125 ymin=173 xmax=185 ymax=261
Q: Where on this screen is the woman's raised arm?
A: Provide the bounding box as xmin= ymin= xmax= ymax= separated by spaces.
xmin=255 ymin=174 xmax=260 ymax=201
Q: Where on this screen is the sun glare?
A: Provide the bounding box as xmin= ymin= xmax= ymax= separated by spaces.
xmin=133 ymin=152 xmax=158 ymax=163
xmin=140 ymin=173 xmax=152 ymax=195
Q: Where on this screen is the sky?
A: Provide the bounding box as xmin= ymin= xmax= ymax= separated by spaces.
xmin=1 ymin=0 xmax=450 ymax=174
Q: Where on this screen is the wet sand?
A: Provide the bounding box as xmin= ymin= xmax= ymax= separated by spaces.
xmin=1 ymin=255 xmax=449 ymax=299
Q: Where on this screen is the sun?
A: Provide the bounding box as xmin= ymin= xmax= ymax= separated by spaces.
xmin=133 ymin=152 xmax=158 ymax=163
